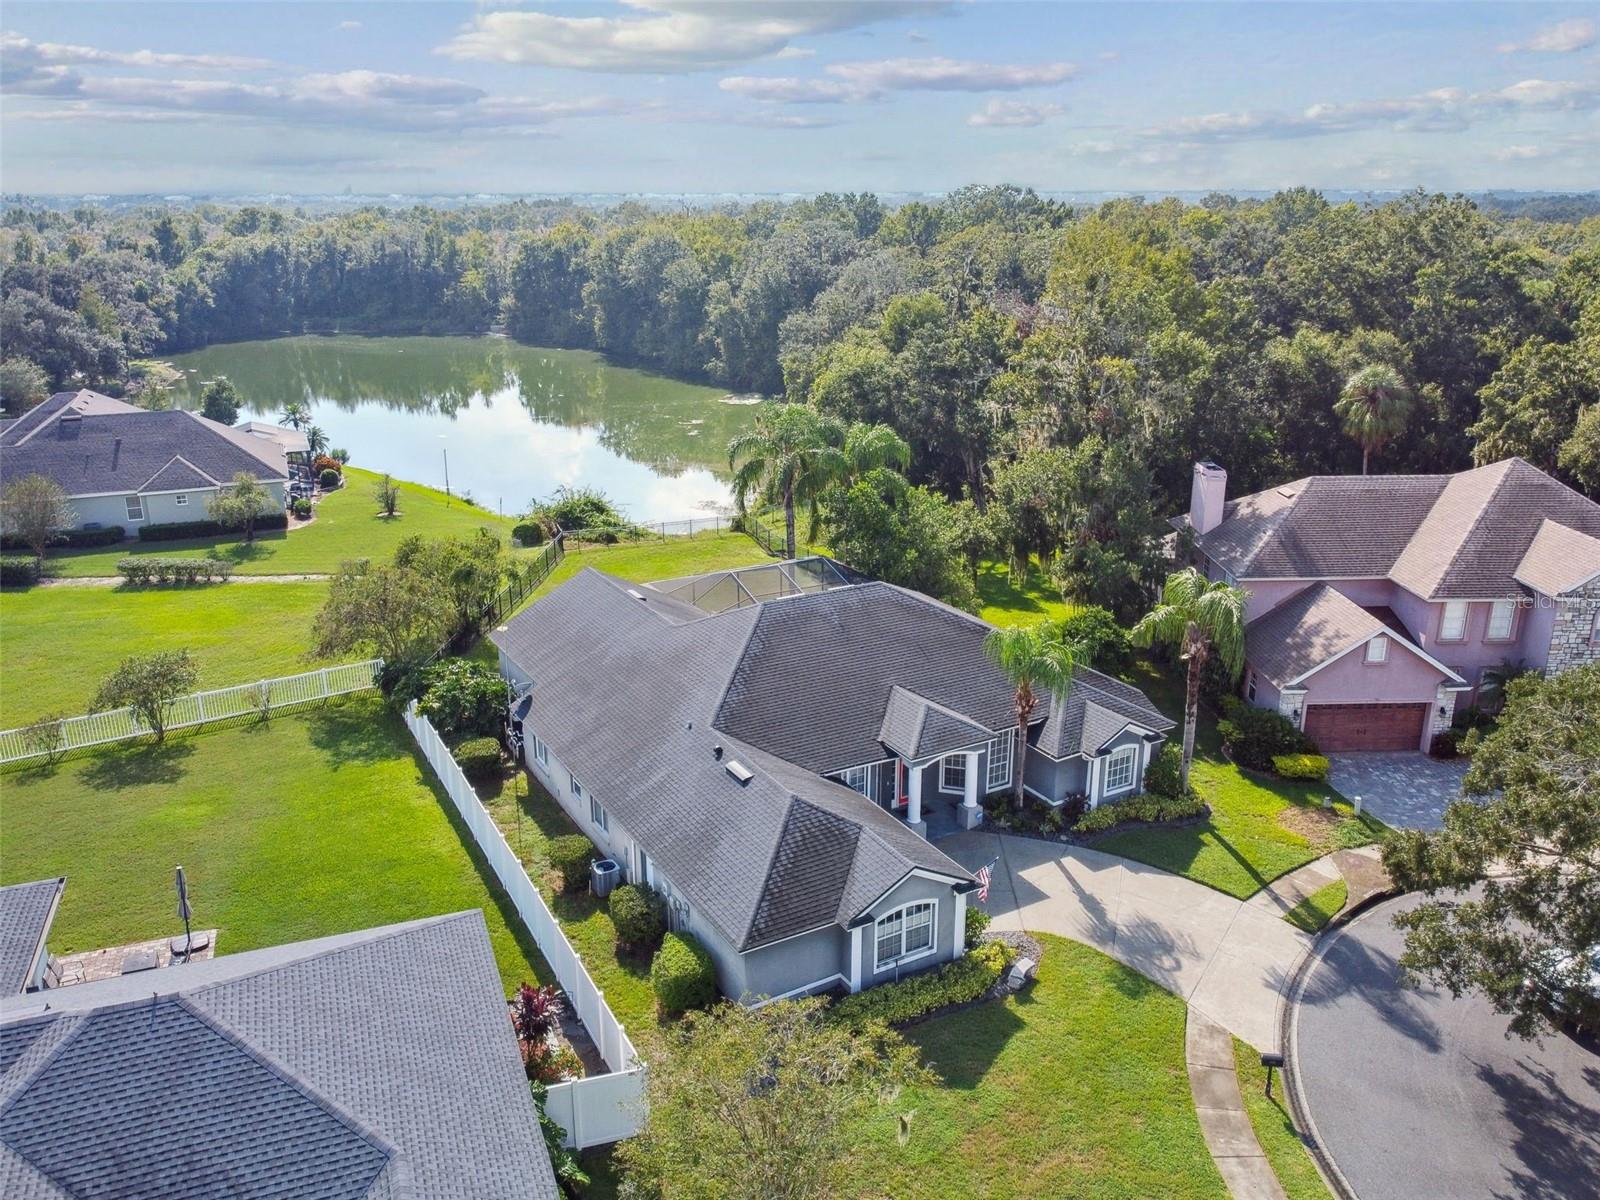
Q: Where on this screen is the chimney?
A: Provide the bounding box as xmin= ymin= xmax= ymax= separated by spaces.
xmin=1190 ymin=461 xmax=1227 ymax=536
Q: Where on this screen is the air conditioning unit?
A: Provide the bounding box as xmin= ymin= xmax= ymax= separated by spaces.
xmin=590 ymin=858 xmax=621 ymax=898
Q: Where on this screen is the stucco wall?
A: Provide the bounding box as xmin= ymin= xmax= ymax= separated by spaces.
xmin=1296 ymin=637 xmax=1446 ymax=704
xmin=855 ymin=872 xmax=963 ymax=989
xmin=739 ymin=926 xmax=851 ymax=1002
xmin=1023 ymin=751 xmax=1087 ymax=804
xmin=65 ymin=494 xmax=136 ymax=531
xmin=66 ymin=482 xmax=286 ymax=532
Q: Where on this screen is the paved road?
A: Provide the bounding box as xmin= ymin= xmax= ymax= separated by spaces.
xmin=941 ymin=831 xmax=1318 ymax=1052
xmin=1290 ymin=894 xmax=1600 ymax=1200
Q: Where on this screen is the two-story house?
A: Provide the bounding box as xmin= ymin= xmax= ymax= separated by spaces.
xmin=489 ymin=557 xmax=1172 ymax=1005
xmin=1172 ymin=457 xmax=1600 ymax=752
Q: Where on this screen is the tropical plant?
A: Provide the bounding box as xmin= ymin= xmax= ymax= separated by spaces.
xmin=982 ymin=624 xmax=1081 ymax=809
xmin=205 ymin=472 xmax=272 ymax=542
xmin=417 ymin=658 xmax=511 ymax=740
xmin=1335 ymin=363 xmax=1415 ymax=474
xmin=1476 ymin=658 xmax=1529 ymax=715
xmin=93 ymin=651 xmax=199 ymax=743
xmin=1132 ymin=567 xmax=1247 ymax=790
xmin=373 ymin=473 xmax=400 ymax=518
xmin=729 ymin=405 xmax=850 ymax=560
xmin=279 ymin=399 xmax=311 ymax=429
xmin=0 ymin=474 xmax=74 ymax=561
xmin=512 ymin=982 xmax=564 ymax=1046
xmin=304 ymin=423 xmax=330 ymax=458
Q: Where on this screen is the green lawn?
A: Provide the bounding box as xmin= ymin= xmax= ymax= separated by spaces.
xmin=1233 ymin=1038 xmax=1333 ymax=1200
xmin=975 ymin=560 xmax=1082 ymax=628
xmin=44 ymin=467 xmax=522 ymax=578
xmin=479 ymin=766 xmax=658 ymax=1035
xmin=0 ymin=582 xmax=334 ymax=727
xmin=519 ymin=530 xmax=772 ymax=610
xmin=1092 ymin=660 xmax=1388 ymax=900
xmin=0 ymin=699 xmax=547 ymax=993
xmin=1282 ymin=880 xmax=1349 ymax=933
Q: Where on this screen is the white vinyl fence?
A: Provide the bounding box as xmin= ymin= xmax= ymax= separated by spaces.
xmin=0 ymin=660 xmax=384 ymax=766
xmin=403 ymin=702 xmax=646 ymax=1149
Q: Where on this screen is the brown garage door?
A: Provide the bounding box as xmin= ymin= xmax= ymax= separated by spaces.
xmin=1303 ymin=703 xmax=1428 ymax=752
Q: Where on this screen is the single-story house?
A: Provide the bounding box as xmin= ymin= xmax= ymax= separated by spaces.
xmin=0 ymin=390 xmax=289 ymax=534
xmin=0 ymin=879 xmax=64 ymax=995
xmin=489 ymin=558 xmax=1172 ymax=1005
xmin=1171 ymin=457 xmax=1600 ymax=751
xmin=0 ymin=893 xmax=558 ymax=1199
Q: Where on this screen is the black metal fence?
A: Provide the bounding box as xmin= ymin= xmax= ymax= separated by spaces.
xmin=424 ymin=534 xmax=566 ymax=667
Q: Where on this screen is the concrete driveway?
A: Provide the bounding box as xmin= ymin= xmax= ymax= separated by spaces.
xmin=941 ymin=831 xmax=1316 ymax=1052
xmin=1289 ymin=894 xmax=1600 ymax=1200
xmin=1326 ymin=752 xmax=1469 ymax=831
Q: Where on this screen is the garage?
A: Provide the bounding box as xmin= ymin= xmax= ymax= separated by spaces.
xmin=1303 ymin=702 xmax=1428 ymax=752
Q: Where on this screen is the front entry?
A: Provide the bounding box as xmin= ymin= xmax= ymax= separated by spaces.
xmin=1303 ymin=702 xmax=1428 ymax=752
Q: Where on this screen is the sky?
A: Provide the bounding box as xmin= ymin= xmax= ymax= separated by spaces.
xmin=1 ymin=1 xmax=1597 ymax=195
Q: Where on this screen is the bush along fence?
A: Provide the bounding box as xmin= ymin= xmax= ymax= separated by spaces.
xmin=402 ymin=701 xmax=645 ymax=1149
xmin=0 ymin=660 xmax=383 ymax=766
xmin=425 ymin=535 xmax=568 ymax=666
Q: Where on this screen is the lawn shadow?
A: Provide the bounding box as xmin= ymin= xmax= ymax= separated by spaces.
xmin=76 ymin=740 xmax=196 ymax=789
xmin=307 ymin=699 xmax=406 ymax=766
xmin=910 ymin=997 xmax=1028 ymax=1091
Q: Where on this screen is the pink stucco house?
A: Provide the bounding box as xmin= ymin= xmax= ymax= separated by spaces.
xmin=1171 ymin=458 xmax=1600 ymax=752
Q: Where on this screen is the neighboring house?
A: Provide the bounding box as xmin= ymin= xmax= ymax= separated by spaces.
xmin=1172 ymin=457 xmax=1600 ymax=752
xmin=0 ymin=879 xmax=64 ymax=995
xmin=0 ymin=901 xmax=558 ymax=1199
xmin=490 ymin=558 xmax=1171 ymax=1005
xmin=236 ymin=419 xmax=311 ymax=465
xmin=0 ymin=390 xmax=289 ymax=533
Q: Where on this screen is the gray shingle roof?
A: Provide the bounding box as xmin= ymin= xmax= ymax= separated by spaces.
xmin=0 ymin=881 xmax=63 ymax=996
xmin=0 ymin=391 xmax=287 ymax=498
xmin=877 ymin=687 xmax=994 ymax=761
xmin=1244 ymin=583 xmax=1458 ymax=687
xmin=1177 ymin=458 xmax=1600 ymax=602
xmin=490 ymin=569 xmax=973 ymax=952
xmin=1033 ymin=668 xmax=1176 ymax=759
xmin=0 ymin=912 xmax=556 ymax=1200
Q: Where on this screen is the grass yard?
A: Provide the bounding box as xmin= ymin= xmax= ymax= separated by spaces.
xmin=1281 ymin=880 xmax=1349 ymax=933
xmin=1091 ymin=660 xmax=1388 ymax=900
xmin=478 ymin=766 xmax=658 ymax=1035
xmin=0 ymin=698 xmax=547 ymax=994
xmin=1233 ymin=1038 xmax=1333 ymax=1200
xmin=44 ymin=467 xmax=522 ymax=578
xmin=0 ymin=582 xmax=333 ymax=727
xmin=975 ymin=560 xmax=1082 ymax=628
xmin=517 ymin=530 xmax=771 ymax=611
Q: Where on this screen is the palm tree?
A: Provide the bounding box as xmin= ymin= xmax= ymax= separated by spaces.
xmin=1131 ymin=567 xmax=1246 ymax=791
xmin=279 ymin=400 xmax=311 ymax=430
xmin=1335 ymin=364 xmax=1414 ymax=474
xmin=304 ymin=424 xmax=330 ymax=458
xmin=983 ymin=625 xmax=1081 ymax=810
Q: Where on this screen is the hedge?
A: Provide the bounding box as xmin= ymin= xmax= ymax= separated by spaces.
xmin=319 ymin=468 xmax=342 ymax=490
xmin=454 ymin=737 xmax=503 ymax=781
xmin=2 ymin=525 xmax=125 ymax=551
xmin=1143 ymin=743 xmax=1186 ymax=799
xmin=1217 ymin=696 xmax=1317 ymax=770
xmin=117 ymin=557 xmax=234 ymax=585
xmin=1272 ymin=753 xmax=1330 ymax=781
xmin=0 ymin=556 xmax=41 ymax=586
xmin=138 ymin=512 xmax=289 ymax=542
xmin=548 ymin=834 xmax=597 ymax=893
xmin=610 ymin=883 xmax=666 ymax=949
xmin=512 ymin=521 xmax=545 ymax=547
xmin=1073 ymin=790 xmax=1207 ymax=835
xmin=829 ymin=942 xmax=1014 ymax=1030
xmin=651 ymin=932 xmax=717 ymax=1015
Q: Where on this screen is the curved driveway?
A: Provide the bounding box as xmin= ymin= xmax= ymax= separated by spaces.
xmin=1289 ymin=894 xmax=1600 ymax=1200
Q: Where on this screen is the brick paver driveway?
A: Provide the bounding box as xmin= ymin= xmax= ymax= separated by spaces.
xmin=1326 ymin=752 xmax=1468 ymax=831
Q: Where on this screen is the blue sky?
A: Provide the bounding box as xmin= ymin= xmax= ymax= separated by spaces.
xmin=2 ymin=2 xmax=1596 ymax=194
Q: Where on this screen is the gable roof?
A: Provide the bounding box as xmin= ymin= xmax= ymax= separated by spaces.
xmin=1176 ymin=458 xmax=1600 ymax=601
xmin=1514 ymin=519 xmax=1600 ymax=596
xmin=490 ymin=569 xmax=973 ymax=953
xmin=878 ymin=686 xmax=995 ymax=761
xmin=0 ymin=881 xmax=63 ymax=996
xmin=1033 ymin=668 xmax=1176 ymax=759
xmin=0 ymin=912 xmax=556 ymax=1200
xmin=1245 ymin=583 xmax=1461 ymax=688
xmin=0 ymin=391 xmax=288 ymax=499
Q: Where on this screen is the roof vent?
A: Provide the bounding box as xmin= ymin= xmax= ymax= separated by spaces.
xmin=712 ymin=744 xmax=723 ymax=760
xmin=626 ymin=588 xmax=647 ymax=602
xmin=724 ymin=760 xmax=753 ymax=785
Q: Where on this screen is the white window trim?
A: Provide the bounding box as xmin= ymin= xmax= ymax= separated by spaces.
xmin=1365 ymin=636 xmax=1388 ymax=664
xmin=985 ymin=732 xmax=1013 ymax=792
xmin=873 ymin=899 xmax=938 ymax=972
xmin=939 ymin=754 xmax=967 ymax=795
xmin=1439 ymin=600 xmax=1468 ymax=642
xmin=533 ymin=736 xmax=548 ymax=766
xmin=1486 ymin=599 xmax=1515 ymax=641
xmin=839 ymin=764 xmax=872 ymax=796
xmin=124 ymin=495 xmax=144 ymax=522
xmin=173 ymin=493 xmax=188 ymax=507
xmin=589 ymin=795 xmax=609 ymax=832
xmin=1103 ymin=744 xmax=1138 ymax=795
xmin=1246 ymin=671 xmax=1257 ymax=702
xmin=569 ymin=772 xmax=583 ymax=800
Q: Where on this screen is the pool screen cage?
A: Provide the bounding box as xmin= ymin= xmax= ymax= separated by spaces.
xmin=651 ymin=556 xmax=860 ymax=615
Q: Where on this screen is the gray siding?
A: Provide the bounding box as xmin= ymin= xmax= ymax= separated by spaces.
xmin=64 ymin=482 xmax=286 ymax=532
xmin=739 ymin=926 xmax=851 ymax=1002
xmin=855 ymin=873 xmax=964 ymax=989
xmin=1023 ymin=751 xmax=1087 ymax=804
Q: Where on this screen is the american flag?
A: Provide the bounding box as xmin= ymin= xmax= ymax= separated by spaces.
xmin=975 ymin=858 xmax=997 ymax=903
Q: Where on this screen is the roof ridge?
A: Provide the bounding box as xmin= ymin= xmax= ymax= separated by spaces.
xmin=742 ymin=794 xmax=861 ymax=949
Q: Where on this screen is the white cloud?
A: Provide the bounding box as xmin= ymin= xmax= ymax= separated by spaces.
xmin=0 ymin=30 xmax=269 ymax=71
xmin=721 ymin=55 xmax=1075 ymax=105
xmin=338 ymin=21 xmax=364 ymax=33
xmin=719 ymin=75 xmax=864 ymax=103
xmin=772 ymin=46 xmax=815 ymax=60
xmin=437 ymin=1 xmax=951 ymax=73
xmin=967 ymin=98 xmax=1064 ymax=127
xmin=1497 ymin=18 xmax=1596 ymax=54
xmin=1493 ymin=144 xmax=1546 ymax=161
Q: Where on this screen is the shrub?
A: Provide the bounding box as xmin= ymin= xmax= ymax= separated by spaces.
xmin=1073 ymin=790 xmax=1206 ymax=834
xmin=0 ymin=555 xmax=40 ymax=586
xmin=513 ymin=981 xmax=564 ymax=1045
xmin=1430 ymin=729 xmax=1461 ymax=759
xmin=964 ymin=905 xmax=991 ymax=950
xmin=548 ymin=834 xmax=597 ymax=893
xmin=1272 ymin=753 xmax=1330 ymax=781
xmin=829 ymin=942 xmax=1014 ymax=1030
xmin=651 ymin=932 xmax=717 ymax=1015
xmin=610 ymin=883 xmax=667 ymax=949
xmin=319 ymin=468 xmax=342 ymax=490
xmin=455 ymin=736 xmax=503 ymax=781
xmin=4 ymin=525 xmax=124 ymax=551
xmin=1144 ymin=743 xmax=1185 ymax=799
xmin=312 ymin=454 xmax=343 ymax=477
xmin=512 ymin=521 xmax=545 ymax=547
xmin=417 ymin=658 xmax=512 ymax=740
xmin=292 ymin=497 xmax=312 ymax=519
xmin=1056 ymin=606 xmax=1133 ymax=674
xmin=138 ymin=513 xmax=288 ymax=541
xmin=116 ymin=557 xmax=233 ymax=585
xmin=1217 ymin=697 xmax=1316 ymax=770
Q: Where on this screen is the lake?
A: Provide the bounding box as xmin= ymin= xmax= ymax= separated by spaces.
xmin=165 ymin=335 xmax=765 ymax=521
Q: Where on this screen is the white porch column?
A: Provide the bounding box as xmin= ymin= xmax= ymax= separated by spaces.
xmin=957 ymin=749 xmax=983 ymax=829
xmin=905 ymin=761 xmax=928 ymax=838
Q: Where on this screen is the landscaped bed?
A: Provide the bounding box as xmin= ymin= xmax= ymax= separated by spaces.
xmin=0 ymin=698 xmax=548 ymax=993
